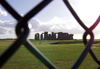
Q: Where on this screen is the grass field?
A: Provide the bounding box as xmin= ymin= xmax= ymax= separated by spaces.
xmin=0 ymin=39 xmax=100 ymax=69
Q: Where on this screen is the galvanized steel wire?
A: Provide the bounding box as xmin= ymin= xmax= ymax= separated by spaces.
xmin=0 ymin=0 xmax=100 ymax=69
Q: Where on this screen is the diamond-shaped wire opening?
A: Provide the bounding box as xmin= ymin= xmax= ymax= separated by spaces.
xmin=0 ymin=0 xmax=100 ymax=69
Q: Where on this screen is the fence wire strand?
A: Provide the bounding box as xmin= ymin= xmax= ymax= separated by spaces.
xmin=63 ymin=0 xmax=100 ymax=69
xmin=0 ymin=0 xmax=100 ymax=69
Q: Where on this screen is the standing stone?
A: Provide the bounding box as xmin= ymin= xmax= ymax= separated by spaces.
xmin=35 ymin=33 xmax=39 ymax=40
xmin=48 ymin=34 xmax=52 ymax=40
xmin=35 ymin=32 xmax=73 ymax=40
xmin=52 ymin=32 xmax=56 ymax=40
xmin=58 ymin=32 xmax=63 ymax=40
xmin=41 ymin=34 xmax=43 ymax=40
xmin=44 ymin=32 xmax=48 ymax=40
xmin=69 ymin=34 xmax=73 ymax=40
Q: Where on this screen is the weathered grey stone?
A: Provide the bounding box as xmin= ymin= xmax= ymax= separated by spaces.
xmin=35 ymin=32 xmax=73 ymax=40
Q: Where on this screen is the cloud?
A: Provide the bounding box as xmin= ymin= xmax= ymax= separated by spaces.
xmin=0 ymin=8 xmax=7 ymax=16
xmin=0 ymin=16 xmax=100 ymax=39
xmin=29 ymin=16 xmax=84 ymax=34
xmin=0 ymin=20 xmax=16 ymax=37
xmin=0 ymin=27 xmax=8 ymax=34
xmin=29 ymin=18 xmax=40 ymax=29
xmin=0 ymin=20 xmax=16 ymax=27
xmin=28 ymin=16 xmax=100 ymax=39
xmin=27 ymin=16 xmax=86 ymax=39
xmin=38 ymin=24 xmax=51 ymax=32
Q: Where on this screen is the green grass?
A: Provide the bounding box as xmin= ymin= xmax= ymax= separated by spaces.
xmin=0 ymin=39 xmax=100 ymax=69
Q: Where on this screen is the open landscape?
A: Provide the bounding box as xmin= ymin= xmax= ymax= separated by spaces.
xmin=0 ymin=39 xmax=100 ymax=69
xmin=1 ymin=0 xmax=100 ymax=69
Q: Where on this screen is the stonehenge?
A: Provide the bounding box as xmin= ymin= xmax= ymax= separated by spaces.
xmin=35 ymin=32 xmax=73 ymax=40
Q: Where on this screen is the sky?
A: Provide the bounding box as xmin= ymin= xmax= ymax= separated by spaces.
xmin=0 ymin=0 xmax=100 ymax=39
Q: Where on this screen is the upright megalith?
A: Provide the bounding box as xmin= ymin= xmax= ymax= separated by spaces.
xmin=52 ymin=32 xmax=56 ymax=40
xmin=41 ymin=33 xmax=43 ymax=40
xmin=35 ymin=33 xmax=39 ymax=40
xmin=34 ymin=32 xmax=73 ymax=40
xmin=69 ymin=34 xmax=73 ymax=40
xmin=48 ymin=34 xmax=52 ymax=40
xmin=57 ymin=32 xmax=64 ymax=40
xmin=44 ymin=32 xmax=48 ymax=40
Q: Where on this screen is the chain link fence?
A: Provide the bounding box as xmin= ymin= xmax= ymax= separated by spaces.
xmin=0 ymin=0 xmax=100 ymax=69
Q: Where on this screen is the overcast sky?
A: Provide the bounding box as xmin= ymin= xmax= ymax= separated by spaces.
xmin=0 ymin=0 xmax=100 ymax=39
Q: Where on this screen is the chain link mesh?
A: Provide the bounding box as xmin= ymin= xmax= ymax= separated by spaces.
xmin=0 ymin=0 xmax=100 ymax=69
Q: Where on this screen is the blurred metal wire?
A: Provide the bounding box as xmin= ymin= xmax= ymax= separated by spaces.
xmin=63 ymin=0 xmax=100 ymax=69
xmin=0 ymin=0 xmax=100 ymax=69
xmin=0 ymin=0 xmax=56 ymax=69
